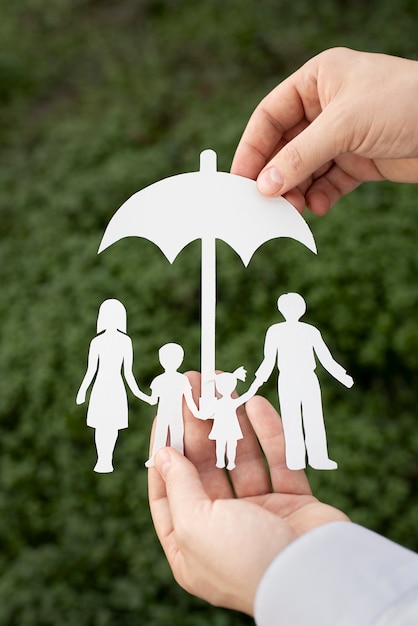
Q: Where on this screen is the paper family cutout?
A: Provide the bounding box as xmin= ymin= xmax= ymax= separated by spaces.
xmin=77 ymin=150 xmax=353 ymax=473
xmin=75 ymin=302 xmax=201 ymax=472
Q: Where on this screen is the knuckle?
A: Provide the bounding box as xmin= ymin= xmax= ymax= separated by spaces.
xmin=283 ymin=142 xmax=305 ymax=174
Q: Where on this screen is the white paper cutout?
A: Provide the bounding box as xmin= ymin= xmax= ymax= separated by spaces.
xmin=93 ymin=151 xmax=352 ymax=472
xmin=76 ymin=299 xmax=147 ymax=473
xmin=255 ymin=293 xmax=354 ymax=470
xmin=99 ymin=150 xmax=317 ymax=420
xmin=203 ymin=367 xmax=260 ymax=470
xmin=143 ymin=343 xmax=200 ymax=468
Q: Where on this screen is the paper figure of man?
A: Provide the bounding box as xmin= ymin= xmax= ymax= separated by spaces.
xmin=143 ymin=343 xmax=200 ymax=468
xmin=255 ymin=292 xmax=353 ymax=470
xmin=76 ymin=299 xmax=147 ymax=473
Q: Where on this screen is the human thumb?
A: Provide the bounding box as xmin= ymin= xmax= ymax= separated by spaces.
xmin=257 ymin=110 xmax=340 ymax=197
xmin=154 ymin=448 xmax=209 ymax=519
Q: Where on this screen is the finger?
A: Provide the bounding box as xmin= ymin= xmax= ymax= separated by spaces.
xmin=148 ymin=445 xmax=212 ymax=567
xmin=282 ymin=173 xmax=317 ymax=213
xmin=227 ymin=401 xmax=272 ymax=498
xmin=306 ymin=153 xmax=382 ymax=215
xmin=256 ymin=104 xmax=347 ymax=198
xmin=306 ymin=162 xmax=360 ymax=215
xmin=148 ymin=462 xmax=172 ymax=537
xmin=282 ymin=187 xmax=307 ymax=214
xmin=153 ymin=447 xmax=211 ymax=541
xmin=232 ymin=56 xmax=359 ymax=199
xmin=245 ymin=395 xmax=312 ymax=496
xmin=306 ymin=153 xmax=383 ymax=214
xmin=183 ymin=372 xmax=234 ymax=499
xmin=231 ymin=52 xmax=326 ymax=177
xmin=147 ymin=418 xmax=175 ymax=548
xmin=231 ymin=77 xmax=311 ymax=180
xmin=147 ymin=448 xmax=177 ymax=564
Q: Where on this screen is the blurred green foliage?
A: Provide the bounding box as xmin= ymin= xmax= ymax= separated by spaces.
xmin=0 ymin=0 xmax=417 ymax=624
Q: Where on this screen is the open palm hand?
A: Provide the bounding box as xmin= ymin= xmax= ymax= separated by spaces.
xmin=148 ymin=372 xmax=348 ymax=616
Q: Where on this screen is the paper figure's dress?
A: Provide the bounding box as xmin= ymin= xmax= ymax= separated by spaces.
xmin=86 ymin=334 xmax=130 ymax=430
xmin=208 ymin=397 xmax=244 ymax=441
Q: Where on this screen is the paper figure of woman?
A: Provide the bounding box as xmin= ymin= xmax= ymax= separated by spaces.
xmin=76 ymin=298 xmax=147 ymax=473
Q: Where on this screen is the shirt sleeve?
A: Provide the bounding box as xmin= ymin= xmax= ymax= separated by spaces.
xmin=254 ymin=521 xmax=418 ymax=626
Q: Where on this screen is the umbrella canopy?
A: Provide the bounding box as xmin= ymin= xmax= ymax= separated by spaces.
xmin=99 ymin=149 xmax=316 ymax=262
xmin=99 ymin=150 xmax=316 ymax=408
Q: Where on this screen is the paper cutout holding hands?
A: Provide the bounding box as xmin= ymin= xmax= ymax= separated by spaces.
xmin=203 ymin=367 xmax=260 ymax=470
xmin=143 ymin=343 xmax=200 ymax=468
xmin=76 ymin=299 xmax=147 ymax=473
xmin=90 ymin=152 xmax=353 ymax=474
xmin=255 ymin=293 xmax=353 ymax=471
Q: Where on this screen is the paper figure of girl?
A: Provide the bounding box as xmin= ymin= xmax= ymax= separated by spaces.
xmin=206 ymin=367 xmax=260 ymax=470
xmin=143 ymin=342 xmax=200 ymax=468
xmin=76 ymin=298 xmax=147 ymax=473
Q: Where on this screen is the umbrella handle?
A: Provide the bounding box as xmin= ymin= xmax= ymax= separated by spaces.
xmin=199 ymin=235 xmax=216 ymax=412
xmin=200 ymin=149 xmax=217 ymax=173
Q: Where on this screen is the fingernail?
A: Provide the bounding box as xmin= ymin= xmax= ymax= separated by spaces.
xmin=258 ymin=167 xmax=284 ymax=196
xmin=155 ymin=448 xmax=171 ymax=478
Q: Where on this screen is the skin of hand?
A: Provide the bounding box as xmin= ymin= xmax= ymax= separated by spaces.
xmin=231 ymin=47 xmax=418 ymax=215
xmin=148 ymin=372 xmax=349 ymax=616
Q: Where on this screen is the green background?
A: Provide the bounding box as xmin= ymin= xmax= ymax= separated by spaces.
xmin=0 ymin=1 xmax=417 ymax=624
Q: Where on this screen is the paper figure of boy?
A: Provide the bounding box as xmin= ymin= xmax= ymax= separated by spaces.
xmin=76 ymin=299 xmax=147 ymax=473
xmin=205 ymin=367 xmax=260 ymax=470
xmin=255 ymin=292 xmax=353 ymax=471
xmin=143 ymin=342 xmax=200 ymax=468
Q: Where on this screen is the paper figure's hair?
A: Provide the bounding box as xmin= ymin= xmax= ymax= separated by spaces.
xmin=97 ymin=299 xmax=127 ymax=334
xmin=213 ymin=366 xmax=246 ymax=395
xmin=232 ymin=366 xmax=246 ymax=382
